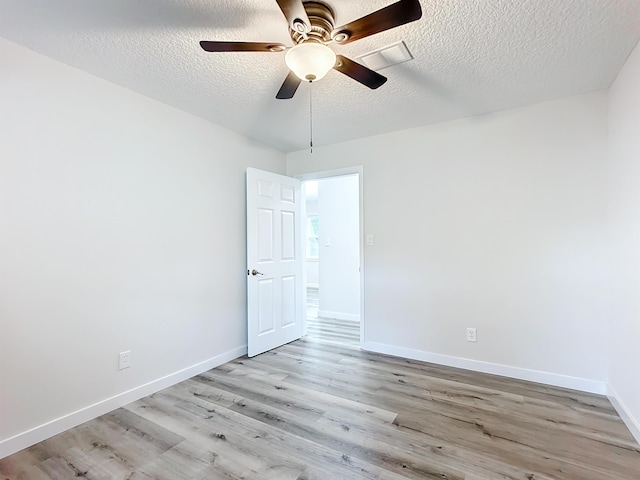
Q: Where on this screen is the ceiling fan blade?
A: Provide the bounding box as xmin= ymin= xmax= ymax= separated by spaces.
xmin=275 ymin=0 xmax=311 ymax=33
xmin=200 ymin=41 xmax=287 ymax=52
xmin=331 ymin=0 xmax=422 ymax=45
xmin=276 ymin=71 xmax=302 ymax=99
xmin=333 ymin=55 xmax=387 ymax=89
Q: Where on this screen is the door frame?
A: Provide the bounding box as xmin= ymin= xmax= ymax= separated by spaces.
xmin=295 ymin=166 xmax=365 ymax=347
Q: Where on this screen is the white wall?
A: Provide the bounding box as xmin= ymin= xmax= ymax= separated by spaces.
xmin=304 ymin=182 xmax=319 ymax=288
xmin=288 ymin=92 xmax=609 ymax=392
xmin=0 ymin=38 xmax=286 ymax=457
xmin=607 ymin=40 xmax=640 ymax=442
xmin=317 ymin=175 xmax=360 ymax=320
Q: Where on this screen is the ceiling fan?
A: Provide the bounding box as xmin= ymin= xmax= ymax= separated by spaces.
xmin=199 ymin=0 xmax=423 ymax=99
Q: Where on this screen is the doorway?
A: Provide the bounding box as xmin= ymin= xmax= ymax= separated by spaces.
xmin=299 ymin=169 xmax=364 ymax=348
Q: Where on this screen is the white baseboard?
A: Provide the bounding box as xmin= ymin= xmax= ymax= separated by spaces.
xmin=0 ymin=345 xmax=247 ymax=460
xmin=318 ymin=310 xmax=360 ymax=322
xmin=607 ymin=384 xmax=640 ymax=445
xmin=361 ymin=341 xmax=606 ymax=395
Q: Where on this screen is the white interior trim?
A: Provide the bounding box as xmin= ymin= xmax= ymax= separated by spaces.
xmin=294 ymin=166 xmax=364 ymax=182
xmin=362 ymin=341 xmax=607 ymax=395
xmin=607 ymin=384 xmax=640 ymax=445
xmin=0 ymin=345 xmax=247 ymax=460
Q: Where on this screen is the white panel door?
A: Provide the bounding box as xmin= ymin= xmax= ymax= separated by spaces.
xmin=247 ymin=168 xmax=303 ymax=357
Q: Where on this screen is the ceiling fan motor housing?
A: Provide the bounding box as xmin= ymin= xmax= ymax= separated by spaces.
xmin=290 ymin=1 xmax=336 ymax=44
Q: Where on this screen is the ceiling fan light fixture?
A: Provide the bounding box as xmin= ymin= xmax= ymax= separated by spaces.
xmin=285 ymin=42 xmax=336 ymax=82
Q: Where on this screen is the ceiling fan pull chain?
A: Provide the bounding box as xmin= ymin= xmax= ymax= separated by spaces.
xmin=309 ymin=82 xmax=313 ymax=154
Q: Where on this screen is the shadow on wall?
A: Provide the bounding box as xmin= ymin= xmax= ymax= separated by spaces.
xmin=395 ymin=63 xmax=489 ymax=118
xmin=22 ymin=0 xmax=275 ymax=31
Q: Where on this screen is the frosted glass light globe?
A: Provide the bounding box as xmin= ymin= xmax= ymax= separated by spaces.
xmin=285 ymin=43 xmax=336 ymax=82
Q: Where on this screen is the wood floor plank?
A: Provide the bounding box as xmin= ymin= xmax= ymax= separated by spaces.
xmin=201 ymin=364 xmax=399 ymax=423
xmin=2 ymin=306 xmax=639 ymax=479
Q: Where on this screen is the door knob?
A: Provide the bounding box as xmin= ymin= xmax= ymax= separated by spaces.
xmin=250 ymin=269 xmax=264 ymax=276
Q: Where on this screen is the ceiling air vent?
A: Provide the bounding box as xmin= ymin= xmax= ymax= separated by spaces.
xmin=356 ymin=41 xmax=414 ymax=71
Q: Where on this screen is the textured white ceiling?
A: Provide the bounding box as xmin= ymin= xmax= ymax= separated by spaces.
xmin=1 ymin=0 xmax=639 ymax=152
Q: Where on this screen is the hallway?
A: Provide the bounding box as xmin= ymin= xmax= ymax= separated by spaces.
xmin=305 ymin=287 xmax=360 ymax=348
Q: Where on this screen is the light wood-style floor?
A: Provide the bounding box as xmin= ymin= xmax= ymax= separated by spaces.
xmin=2 ymin=299 xmax=639 ymax=479
xmin=305 ymin=287 xmax=360 ymax=348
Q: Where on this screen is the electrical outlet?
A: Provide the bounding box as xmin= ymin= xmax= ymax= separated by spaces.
xmin=118 ymin=350 xmax=131 ymax=370
xmin=466 ymin=328 xmax=477 ymax=343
